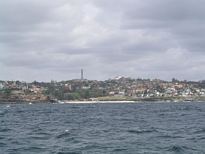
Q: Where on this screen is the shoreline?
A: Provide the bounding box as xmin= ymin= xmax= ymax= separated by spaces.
xmin=0 ymin=99 xmax=205 ymax=104
xmin=1 ymin=96 xmax=205 ymax=104
xmin=63 ymin=100 xmax=136 ymax=104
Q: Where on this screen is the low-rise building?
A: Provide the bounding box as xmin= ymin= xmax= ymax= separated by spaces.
xmin=0 ymin=82 xmax=4 ymax=89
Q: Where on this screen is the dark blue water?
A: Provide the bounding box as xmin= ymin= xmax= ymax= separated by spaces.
xmin=0 ymin=102 xmax=205 ymax=154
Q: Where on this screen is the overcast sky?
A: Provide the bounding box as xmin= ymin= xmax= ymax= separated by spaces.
xmin=1 ymin=0 xmax=205 ymax=81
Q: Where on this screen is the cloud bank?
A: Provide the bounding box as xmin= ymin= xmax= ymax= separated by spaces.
xmin=1 ymin=0 xmax=205 ymax=81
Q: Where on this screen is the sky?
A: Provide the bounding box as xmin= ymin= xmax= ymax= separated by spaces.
xmin=0 ymin=0 xmax=205 ymax=81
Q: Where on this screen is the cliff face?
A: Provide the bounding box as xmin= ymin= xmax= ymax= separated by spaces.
xmin=0 ymin=90 xmax=49 ymax=103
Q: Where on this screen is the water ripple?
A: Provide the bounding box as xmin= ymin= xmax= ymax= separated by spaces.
xmin=0 ymin=102 xmax=204 ymax=154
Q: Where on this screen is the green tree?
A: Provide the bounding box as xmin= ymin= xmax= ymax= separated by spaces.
xmin=4 ymin=89 xmax=11 ymax=97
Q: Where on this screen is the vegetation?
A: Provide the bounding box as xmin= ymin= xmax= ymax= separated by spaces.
xmin=1 ymin=77 xmax=205 ymax=102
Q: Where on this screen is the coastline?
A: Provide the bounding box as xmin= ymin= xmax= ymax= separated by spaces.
xmin=63 ymin=100 xmax=136 ymax=104
xmin=1 ymin=97 xmax=205 ymax=104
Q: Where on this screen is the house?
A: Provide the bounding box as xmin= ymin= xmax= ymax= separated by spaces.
xmin=0 ymin=82 xmax=4 ymax=89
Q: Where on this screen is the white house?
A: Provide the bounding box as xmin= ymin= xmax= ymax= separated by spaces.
xmin=0 ymin=82 xmax=4 ymax=89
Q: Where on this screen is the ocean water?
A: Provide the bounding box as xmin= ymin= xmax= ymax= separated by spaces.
xmin=0 ymin=102 xmax=205 ymax=154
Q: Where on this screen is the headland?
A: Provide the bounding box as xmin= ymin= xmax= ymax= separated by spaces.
xmin=1 ymin=77 xmax=205 ymax=103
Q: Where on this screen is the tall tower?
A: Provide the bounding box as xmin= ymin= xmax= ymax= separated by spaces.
xmin=81 ymin=69 xmax=84 ymax=80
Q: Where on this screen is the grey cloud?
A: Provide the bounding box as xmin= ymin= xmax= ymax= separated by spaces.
xmin=125 ymin=0 xmax=205 ymax=21
xmin=0 ymin=0 xmax=205 ymax=81
xmin=0 ymin=0 xmax=54 ymax=32
xmin=114 ymin=0 xmax=205 ymax=53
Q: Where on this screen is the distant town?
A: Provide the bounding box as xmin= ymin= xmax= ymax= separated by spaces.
xmin=1 ymin=75 xmax=205 ymax=103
